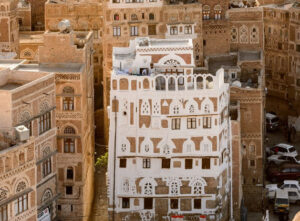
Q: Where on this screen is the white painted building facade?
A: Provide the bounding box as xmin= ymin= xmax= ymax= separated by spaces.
xmin=107 ymin=38 xmax=231 ymax=221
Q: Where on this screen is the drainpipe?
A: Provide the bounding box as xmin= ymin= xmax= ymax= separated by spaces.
xmin=112 ymin=96 xmax=117 ymax=221
xmin=229 ymin=116 xmax=234 ymax=221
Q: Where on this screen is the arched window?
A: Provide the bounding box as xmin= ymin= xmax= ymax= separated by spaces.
xmin=152 ymin=101 xmax=160 ymax=115
xmin=114 ymin=13 xmax=119 ymax=21
xmin=63 ymin=86 xmax=74 ymax=111
xmin=67 ymin=167 xmax=74 ymax=180
xmin=203 ymin=5 xmax=210 ymax=20
xmin=42 ymin=189 xmax=52 ymax=203
xmin=64 ymin=126 xmax=76 ymax=153
xmin=149 ymin=13 xmax=154 ymax=20
xmin=131 ymin=14 xmax=138 ymax=21
xmin=168 ymin=77 xmax=176 ymax=91
xmin=14 ymin=182 xmax=28 ymax=215
xmin=240 ymin=25 xmax=249 ymax=43
xmin=196 ymin=76 xmax=203 ymax=89
xmin=64 ymin=126 xmax=76 ymax=134
xmin=189 ymin=178 xmax=206 ymax=195
xmin=143 ymin=182 xmax=153 ymax=195
xmin=250 ymin=26 xmax=259 ymax=44
xmin=178 ymin=76 xmax=185 ymax=90
xmin=193 ymin=181 xmax=204 ymax=194
xmin=141 ymin=100 xmax=150 ymax=115
xmin=170 ymin=181 xmax=180 ymax=195
xmin=155 ymin=76 xmax=166 ymax=90
xmin=206 ymin=76 xmax=214 ymax=89
xmin=231 ymin=27 xmax=238 ymax=43
xmin=214 ymin=5 xmax=221 ymax=20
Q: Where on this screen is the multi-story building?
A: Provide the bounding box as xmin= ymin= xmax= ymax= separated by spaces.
xmin=0 ymin=60 xmax=57 ymax=220
xmin=107 ymin=37 xmax=232 ymax=220
xmin=0 ymin=0 xmax=19 ymax=58
xmin=11 ymin=28 xmax=96 ymax=221
xmin=0 ymin=24 xmax=95 ymax=221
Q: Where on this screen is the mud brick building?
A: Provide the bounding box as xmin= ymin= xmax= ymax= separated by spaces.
xmin=0 ymin=61 xmax=57 ymax=220
xmin=107 ymin=38 xmax=232 ymax=221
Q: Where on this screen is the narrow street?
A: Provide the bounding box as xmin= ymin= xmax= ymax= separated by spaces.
xmin=90 ymin=145 xmax=108 ymax=221
xmin=248 ymin=126 xmax=300 ymax=221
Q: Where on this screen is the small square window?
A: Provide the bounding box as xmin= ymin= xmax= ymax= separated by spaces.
xmin=172 ymin=118 xmax=181 ymax=130
xmin=250 ymin=160 xmax=255 ymax=167
xmin=120 ymin=159 xmax=127 ymax=168
xmin=66 ymin=186 xmax=73 ymax=195
xmin=162 ymin=159 xmax=171 ymax=169
xmin=57 ymin=205 xmax=61 ymax=211
xmin=143 ymin=158 xmax=151 ymax=168
xmin=122 ymin=198 xmax=130 ymax=208
xmin=202 ymin=158 xmax=210 ymax=169
xmin=187 ymin=118 xmax=196 ymax=129
xmin=194 ymin=199 xmax=201 ymax=209
xmin=170 ymin=199 xmax=179 ymax=209
xmin=144 ymin=198 xmax=153 ymax=209
xmin=185 ymin=159 xmax=193 ymax=169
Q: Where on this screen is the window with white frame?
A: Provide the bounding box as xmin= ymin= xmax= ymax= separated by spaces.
xmin=143 ymin=158 xmax=151 ymax=168
xmin=203 ymin=117 xmax=211 ymax=128
xmin=203 ymin=5 xmax=210 ymax=20
xmin=184 ymin=25 xmax=192 ymax=34
xmin=141 ymin=100 xmax=150 ymax=115
xmin=214 ymin=5 xmax=221 ymax=20
xmin=130 ymin=26 xmax=138 ymax=36
xmin=193 ymin=181 xmax=204 ymax=194
xmin=170 ymin=26 xmax=178 ymax=35
xmin=187 ymin=118 xmax=196 ymax=129
xmin=113 ymin=26 xmax=121 ymax=36
xmin=172 ymin=105 xmax=180 ymax=114
xmin=172 ymin=118 xmax=181 ymax=130
xmin=143 ymin=182 xmax=153 ymax=195
xmin=14 ymin=194 xmax=28 ymax=215
xmin=170 ymin=181 xmax=180 ymax=195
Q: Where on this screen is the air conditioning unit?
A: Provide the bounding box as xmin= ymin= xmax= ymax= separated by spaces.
xmin=15 ymin=125 xmax=30 ymax=142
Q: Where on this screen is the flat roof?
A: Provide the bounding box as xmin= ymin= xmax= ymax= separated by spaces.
xmin=0 ymin=83 xmax=23 ymax=90
xmin=239 ymin=51 xmax=261 ymax=61
xmin=15 ymin=63 xmax=83 ymax=73
xmin=208 ymin=55 xmax=237 ymax=74
xmin=19 ymin=31 xmax=44 ymax=44
xmin=0 ymin=60 xmax=25 ymax=69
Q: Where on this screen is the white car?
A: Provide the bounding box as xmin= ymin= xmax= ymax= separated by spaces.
xmin=281 ymin=180 xmax=300 ymax=191
xmin=266 ymin=143 xmax=298 ymax=157
xmin=268 ymin=155 xmax=300 ymax=165
xmin=266 ymin=180 xmax=300 ymax=200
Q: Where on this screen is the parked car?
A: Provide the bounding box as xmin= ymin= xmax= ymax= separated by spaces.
xmin=266 ymin=180 xmax=300 ymax=200
xmin=266 ymin=112 xmax=280 ymax=131
xmin=267 ymin=163 xmax=300 ymax=182
xmin=268 ymin=155 xmax=300 ymax=165
xmin=266 ymin=143 xmax=298 ymax=157
xmin=274 ymin=189 xmax=289 ymax=214
xmin=281 ymin=180 xmax=300 ymax=191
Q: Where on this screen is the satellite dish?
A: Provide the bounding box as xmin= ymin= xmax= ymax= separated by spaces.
xmin=232 ymin=80 xmax=241 ymax=87
xmin=58 ymin=19 xmax=72 ymax=33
